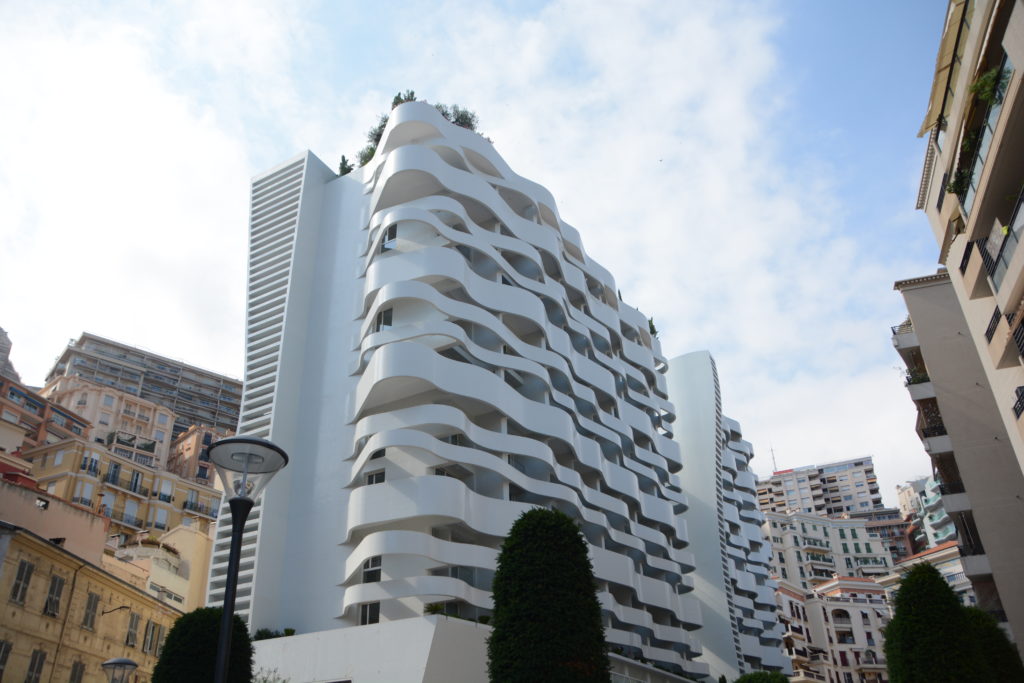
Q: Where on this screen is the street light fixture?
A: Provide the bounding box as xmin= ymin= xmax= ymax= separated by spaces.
xmin=101 ymin=657 xmax=138 ymax=683
xmin=208 ymin=436 xmax=289 ymax=683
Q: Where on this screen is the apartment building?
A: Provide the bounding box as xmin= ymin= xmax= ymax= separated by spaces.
xmin=666 ymin=350 xmax=789 ymax=681
xmin=166 ymin=424 xmax=230 ymax=487
xmin=22 ymin=438 xmax=221 ymax=539
xmin=43 ymin=375 xmax=176 ymax=468
xmin=765 ymin=511 xmax=895 ymax=591
xmin=0 ymin=326 xmax=20 ymax=382
xmin=218 ymin=101 xmax=707 ymax=682
xmin=757 ymin=458 xmax=883 ymax=517
xmin=893 ymin=272 xmax=1024 ymax=648
xmin=0 ymin=520 xmax=180 ymax=683
xmin=844 ymin=508 xmax=914 ymax=564
xmin=776 ymin=577 xmax=889 ymax=683
xmin=877 ymin=541 xmax=976 ymax=610
xmin=103 ymin=524 xmax=215 ymax=612
xmin=1 ymin=375 xmax=90 ymax=451
xmin=45 ymin=332 xmax=242 ymax=439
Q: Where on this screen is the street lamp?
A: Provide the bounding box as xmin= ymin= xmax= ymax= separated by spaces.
xmin=208 ymin=436 xmax=289 ymax=683
xmin=101 ymin=657 xmax=137 ymax=683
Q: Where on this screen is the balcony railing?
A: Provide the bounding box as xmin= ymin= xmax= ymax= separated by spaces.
xmin=922 ymin=423 xmax=948 ymax=438
xmin=891 ymin=320 xmax=914 ymax=335
xmin=182 ymin=500 xmax=219 ymax=518
xmin=103 ymin=472 xmax=149 ymax=497
xmin=985 ymin=306 xmax=1002 ymax=342
xmin=110 ymin=510 xmax=144 ymax=528
xmin=938 ymin=482 xmax=966 ymax=495
xmin=1015 ymin=387 xmax=1024 ymax=419
xmin=71 ymin=496 xmax=93 ymax=507
xmin=959 ymin=239 xmax=975 ymax=274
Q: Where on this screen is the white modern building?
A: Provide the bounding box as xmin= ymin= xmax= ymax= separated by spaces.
xmin=666 ymin=351 xmax=789 ymax=681
xmin=210 ymin=101 xmax=707 ymax=681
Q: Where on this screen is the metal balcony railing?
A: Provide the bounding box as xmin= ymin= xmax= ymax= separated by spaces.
xmin=938 ymin=482 xmax=966 ymax=495
xmin=922 ymin=423 xmax=948 ymax=438
xmin=986 ymin=306 xmax=1002 ymax=342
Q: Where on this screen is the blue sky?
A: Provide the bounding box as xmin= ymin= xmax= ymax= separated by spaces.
xmin=0 ymin=0 xmax=948 ymax=502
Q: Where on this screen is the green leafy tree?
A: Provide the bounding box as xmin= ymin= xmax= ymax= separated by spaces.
xmin=355 ymin=91 xmax=481 ymax=167
xmin=734 ymin=672 xmax=787 ymax=683
xmin=884 ymin=563 xmax=974 ymax=683
xmin=488 ymin=508 xmax=610 ymax=682
xmin=962 ymin=606 xmax=1024 ymax=681
xmin=338 ymin=155 xmax=353 ymax=176
xmin=152 ymin=607 xmax=253 ymax=683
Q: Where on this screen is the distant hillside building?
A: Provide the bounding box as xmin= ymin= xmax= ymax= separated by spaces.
xmin=0 ymin=374 xmax=90 ymax=451
xmin=0 ymin=326 xmax=21 ymax=382
xmin=757 ymin=457 xmax=883 ymax=517
xmin=43 ymin=376 xmax=175 ymax=468
xmin=45 ymin=332 xmax=241 ymax=439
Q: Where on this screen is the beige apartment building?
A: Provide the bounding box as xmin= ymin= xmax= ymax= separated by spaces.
xmin=1 ymin=375 xmax=91 ymax=452
xmin=103 ymin=524 xmax=215 ymax=612
xmin=0 ymin=481 xmax=183 ymax=682
xmin=166 ymin=423 xmax=232 ymax=487
xmin=892 ymin=271 xmax=1024 ymax=648
xmin=21 ymin=438 xmax=222 ymax=540
xmin=44 ymin=375 xmax=176 ymax=469
xmin=776 ymin=577 xmax=889 ymax=683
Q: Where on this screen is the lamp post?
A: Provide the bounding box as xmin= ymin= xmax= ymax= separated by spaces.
xmin=208 ymin=436 xmax=289 ymax=683
xmin=101 ymin=657 xmax=137 ymax=683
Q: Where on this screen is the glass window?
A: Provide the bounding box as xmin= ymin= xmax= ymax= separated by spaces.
xmin=82 ymin=592 xmax=100 ymax=629
xmin=360 ymin=602 xmax=380 ymax=625
xmin=381 ymin=224 xmax=398 ymax=253
xmin=126 ymin=612 xmax=140 ymax=647
xmin=363 ymin=556 xmax=382 ymax=583
xmin=69 ymin=660 xmax=87 ymax=683
xmin=374 ymin=308 xmax=393 ymax=333
xmin=44 ymin=574 xmax=66 ymax=616
xmin=26 ymin=649 xmax=46 ymax=683
xmin=103 ymin=395 xmax=114 ymax=407
xmin=9 ymin=560 xmax=34 ymax=603
xmin=157 ymin=413 xmax=168 ymax=425
xmin=365 ymin=471 xmax=385 ymax=485
xmin=0 ymin=641 xmax=11 ymax=679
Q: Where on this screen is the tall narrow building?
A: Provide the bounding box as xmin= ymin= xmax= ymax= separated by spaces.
xmin=666 ymin=351 xmax=788 ymax=682
xmin=211 ymin=102 xmax=706 ymax=681
xmin=892 ymin=271 xmax=1024 ymax=649
xmin=905 ymin=0 xmax=1024 ymax=651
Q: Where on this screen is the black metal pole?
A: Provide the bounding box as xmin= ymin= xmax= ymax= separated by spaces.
xmin=214 ymin=496 xmax=254 ymax=683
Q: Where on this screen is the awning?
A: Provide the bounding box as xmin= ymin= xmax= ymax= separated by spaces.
xmin=918 ymin=0 xmax=968 ymax=137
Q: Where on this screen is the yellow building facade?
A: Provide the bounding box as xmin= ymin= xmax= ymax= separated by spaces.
xmin=0 ymin=522 xmax=182 ymax=683
xmin=22 ymin=438 xmax=221 ymax=539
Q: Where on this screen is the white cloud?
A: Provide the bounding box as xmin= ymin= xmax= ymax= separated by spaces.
xmin=0 ymin=0 xmax=933 ymax=500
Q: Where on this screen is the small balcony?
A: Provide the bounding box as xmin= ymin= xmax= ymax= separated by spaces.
xmin=961 ymin=239 xmax=995 ymax=299
xmin=891 ymin=319 xmax=919 ymax=351
xmin=182 ymin=499 xmax=219 ymax=519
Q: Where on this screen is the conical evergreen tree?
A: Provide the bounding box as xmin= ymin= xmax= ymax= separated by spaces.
xmin=487 ymin=508 xmax=610 ymax=682
xmin=962 ymin=606 xmax=1024 ymax=682
xmin=884 ymin=563 xmax=974 ymax=683
xmin=152 ymin=607 xmax=253 ymax=683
